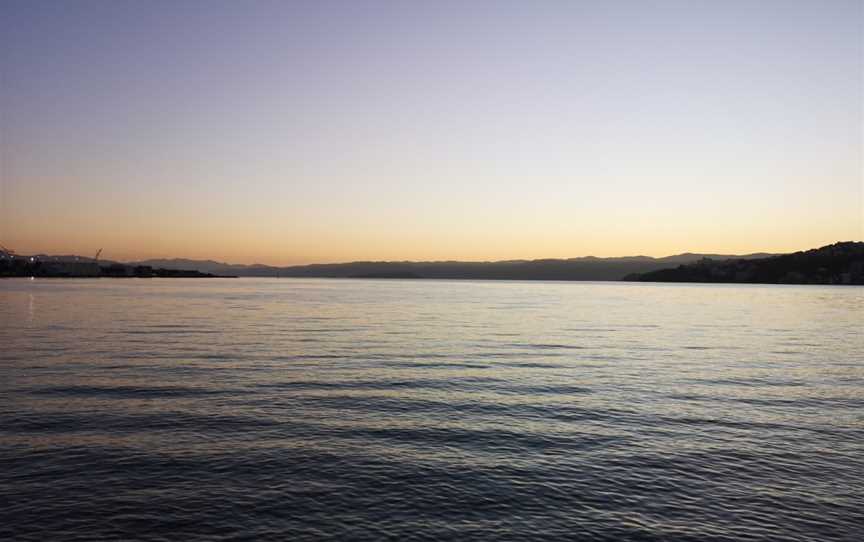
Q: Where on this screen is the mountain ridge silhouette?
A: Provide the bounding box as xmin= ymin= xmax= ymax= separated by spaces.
xmin=128 ymin=251 xmax=776 ymax=281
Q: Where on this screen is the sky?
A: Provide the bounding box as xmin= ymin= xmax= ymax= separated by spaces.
xmin=1 ymin=0 xmax=862 ymax=264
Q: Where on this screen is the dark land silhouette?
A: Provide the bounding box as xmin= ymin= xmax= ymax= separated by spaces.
xmin=130 ymin=252 xmax=774 ymax=281
xmin=626 ymin=242 xmax=864 ymax=285
xmin=0 ymin=256 xmax=227 ymax=278
xmin=3 ymin=243 xmax=861 ymax=284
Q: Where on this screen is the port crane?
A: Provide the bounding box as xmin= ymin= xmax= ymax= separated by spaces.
xmin=0 ymin=243 xmax=15 ymax=258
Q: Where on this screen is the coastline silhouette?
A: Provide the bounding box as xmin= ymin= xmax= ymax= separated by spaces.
xmin=3 ymin=242 xmax=861 ymax=284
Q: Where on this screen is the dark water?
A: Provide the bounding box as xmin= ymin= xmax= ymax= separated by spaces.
xmin=1 ymin=278 xmax=862 ymax=541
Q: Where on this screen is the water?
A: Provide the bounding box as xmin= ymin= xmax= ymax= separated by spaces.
xmin=1 ymin=278 xmax=862 ymax=541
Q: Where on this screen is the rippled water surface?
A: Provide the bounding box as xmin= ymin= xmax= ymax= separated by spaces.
xmin=1 ymin=278 xmax=862 ymax=541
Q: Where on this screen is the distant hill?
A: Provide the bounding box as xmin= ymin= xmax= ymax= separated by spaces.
xmin=132 ymin=252 xmax=773 ymax=281
xmin=626 ymin=242 xmax=864 ymax=285
xmin=23 ymin=247 xmax=863 ymax=282
xmin=129 ymin=258 xmax=275 ymax=277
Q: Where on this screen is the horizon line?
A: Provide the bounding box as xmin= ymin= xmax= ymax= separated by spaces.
xmin=10 ymin=240 xmax=861 ymax=268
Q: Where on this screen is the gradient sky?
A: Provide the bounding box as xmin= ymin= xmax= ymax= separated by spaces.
xmin=1 ymin=0 xmax=861 ymax=264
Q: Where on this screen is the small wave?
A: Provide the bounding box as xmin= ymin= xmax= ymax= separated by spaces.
xmin=498 ymin=384 xmax=593 ymax=395
xmin=382 ymin=361 xmax=492 ymax=370
xmin=495 ymin=362 xmax=567 ymax=369
xmin=257 ymin=377 xmax=501 ymax=392
xmin=510 ymin=343 xmax=586 ymax=350
xmin=118 ymin=329 xmax=221 ymax=335
xmin=29 ymin=385 xmax=236 ymax=398
xmin=686 ymin=378 xmax=806 ymax=387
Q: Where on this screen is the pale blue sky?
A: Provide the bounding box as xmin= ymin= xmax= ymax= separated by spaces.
xmin=1 ymin=0 xmax=861 ymax=263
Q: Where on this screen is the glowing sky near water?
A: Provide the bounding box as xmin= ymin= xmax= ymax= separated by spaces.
xmin=1 ymin=0 xmax=861 ymax=264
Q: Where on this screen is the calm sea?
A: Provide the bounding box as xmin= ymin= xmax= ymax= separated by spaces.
xmin=1 ymin=278 xmax=862 ymax=541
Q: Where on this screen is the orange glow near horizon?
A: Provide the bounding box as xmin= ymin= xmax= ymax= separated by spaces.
xmin=4 ymin=205 xmax=860 ymax=265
